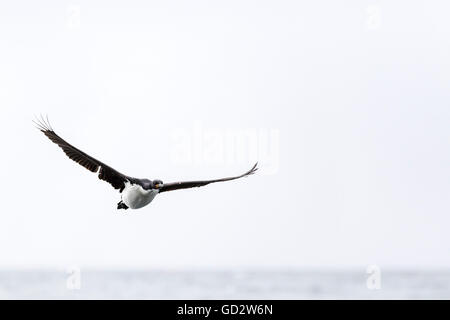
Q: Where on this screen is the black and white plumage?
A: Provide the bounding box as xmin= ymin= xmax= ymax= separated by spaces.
xmin=34 ymin=117 xmax=258 ymax=210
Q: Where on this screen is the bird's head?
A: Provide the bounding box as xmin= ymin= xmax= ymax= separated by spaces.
xmin=152 ymin=179 xmax=164 ymax=190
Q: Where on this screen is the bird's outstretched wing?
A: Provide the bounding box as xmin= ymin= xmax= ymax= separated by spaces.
xmin=159 ymin=163 xmax=258 ymax=193
xmin=34 ymin=116 xmax=133 ymax=192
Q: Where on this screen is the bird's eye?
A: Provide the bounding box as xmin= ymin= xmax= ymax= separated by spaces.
xmin=153 ymin=180 xmax=163 ymax=188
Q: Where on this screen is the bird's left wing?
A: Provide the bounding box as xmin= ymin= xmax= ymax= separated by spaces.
xmin=158 ymin=163 xmax=258 ymax=193
xmin=34 ymin=116 xmax=134 ymax=192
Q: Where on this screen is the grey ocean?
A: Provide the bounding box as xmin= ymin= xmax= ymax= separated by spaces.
xmin=1 ymin=270 xmax=449 ymax=299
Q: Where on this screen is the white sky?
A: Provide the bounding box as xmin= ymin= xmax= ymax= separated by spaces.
xmin=0 ymin=0 xmax=449 ymax=270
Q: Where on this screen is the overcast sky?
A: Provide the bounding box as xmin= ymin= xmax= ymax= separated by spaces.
xmin=0 ymin=0 xmax=449 ymax=270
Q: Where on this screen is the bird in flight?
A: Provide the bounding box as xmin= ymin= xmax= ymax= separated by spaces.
xmin=34 ymin=116 xmax=258 ymax=210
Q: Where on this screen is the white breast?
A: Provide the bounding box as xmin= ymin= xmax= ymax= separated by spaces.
xmin=121 ymin=182 xmax=159 ymax=209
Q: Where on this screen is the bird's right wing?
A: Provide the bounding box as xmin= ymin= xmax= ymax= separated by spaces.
xmin=159 ymin=163 xmax=258 ymax=193
xmin=34 ymin=116 xmax=134 ymax=192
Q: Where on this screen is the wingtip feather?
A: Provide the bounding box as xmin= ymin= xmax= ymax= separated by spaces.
xmin=245 ymin=162 xmax=258 ymax=176
xmin=33 ymin=114 xmax=54 ymax=132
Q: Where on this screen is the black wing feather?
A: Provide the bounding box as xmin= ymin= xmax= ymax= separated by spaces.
xmin=34 ymin=116 xmax=132 ymax=192
xmin=159 ymin=163 xmax=258 ymax=193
